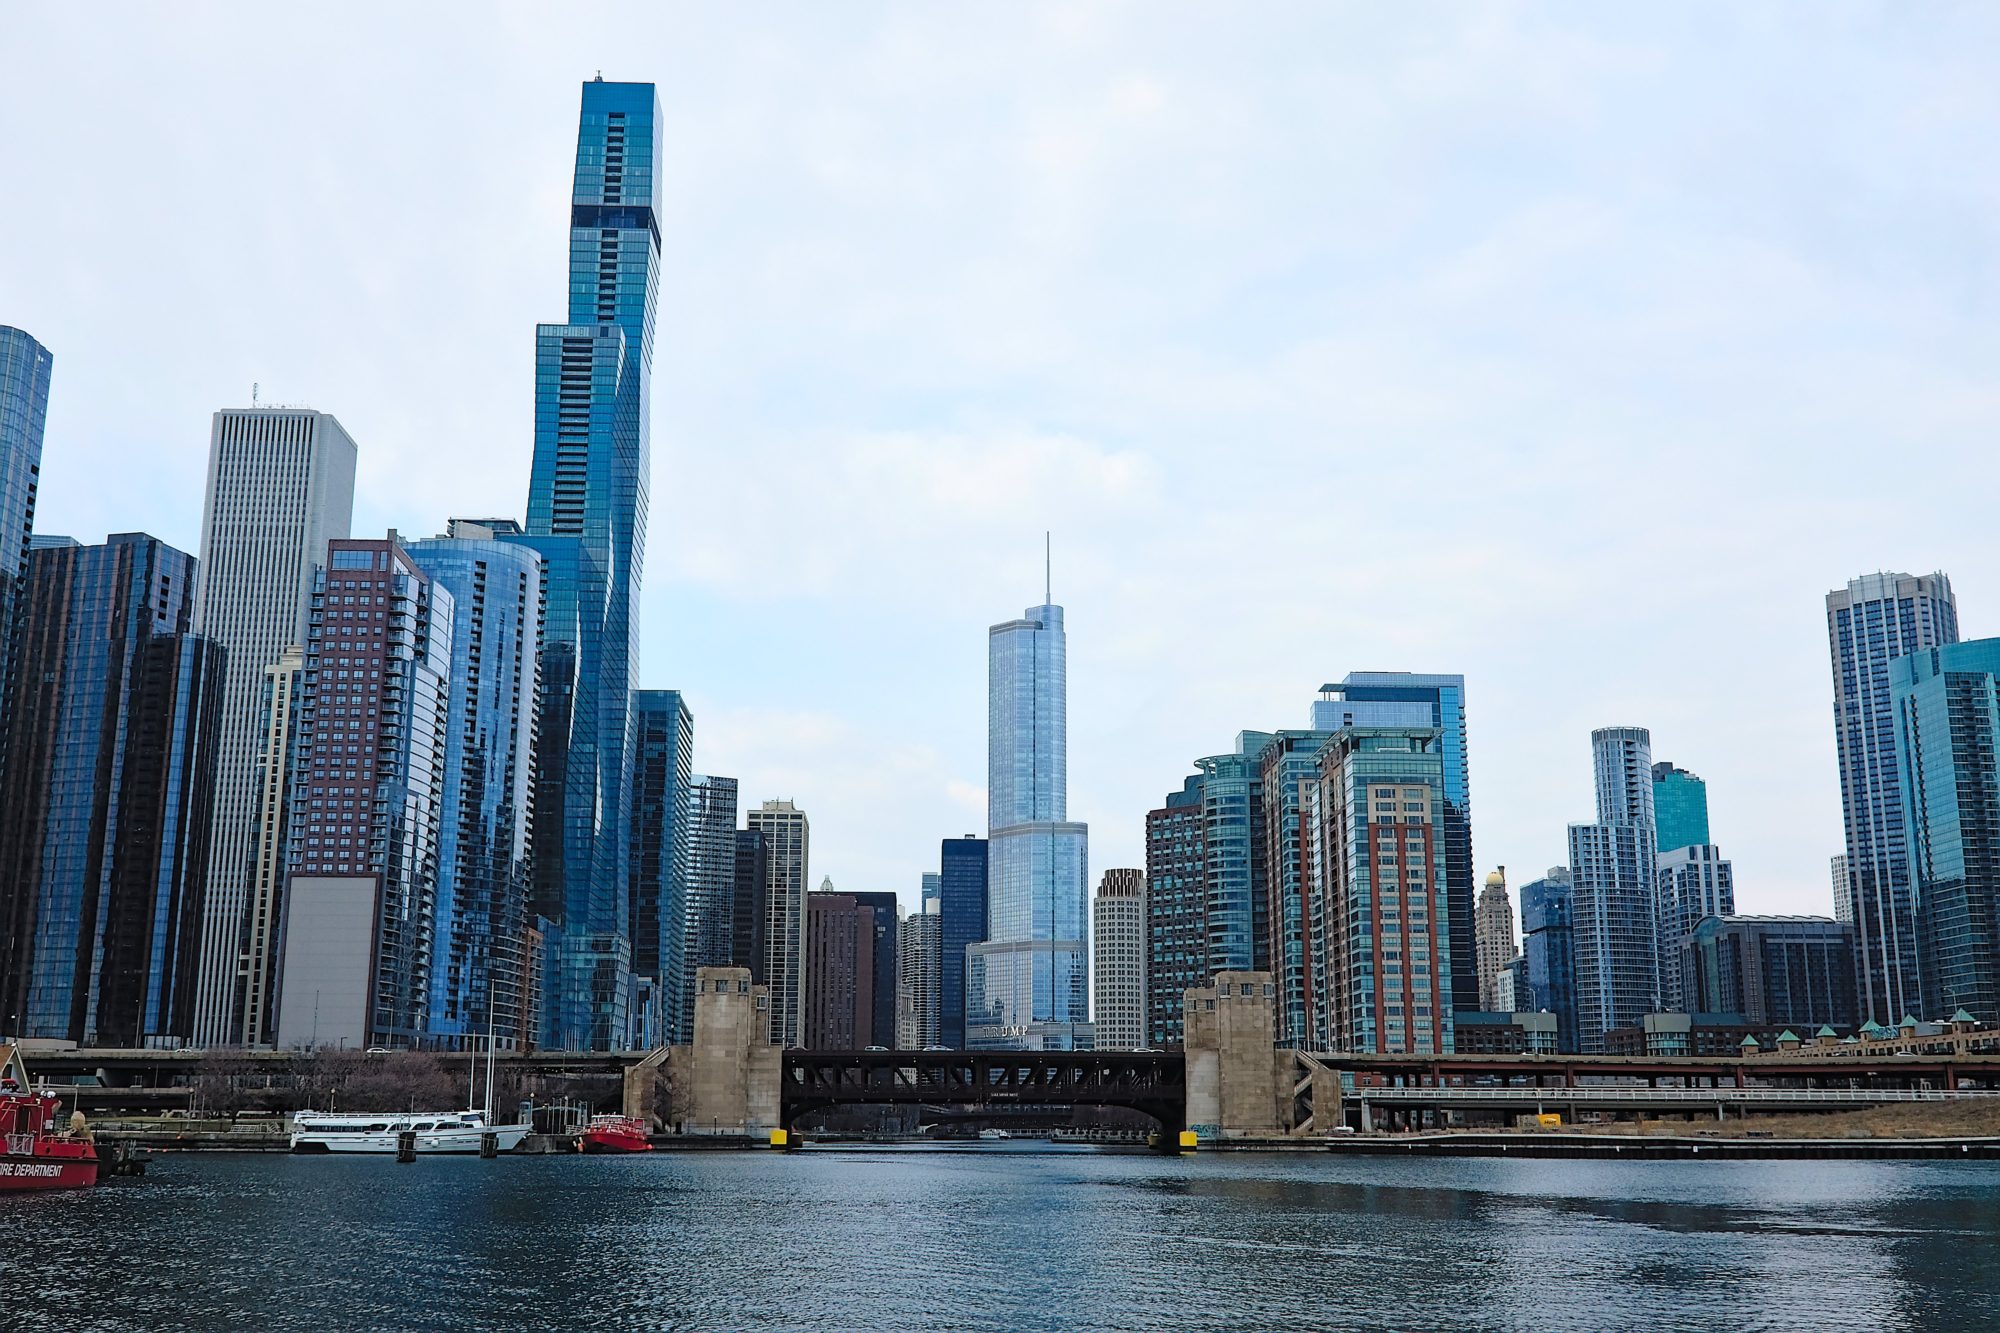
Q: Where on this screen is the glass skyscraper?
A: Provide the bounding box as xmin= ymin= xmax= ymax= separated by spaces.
xmin=970 ymin=599 xmax=1090 ymax=1049
xmin=682 ymin=774 xmax=742 ymax=1006
xmin=1651 ymin=762 xmax=1710 ymax=855
xmin=1827 ymin=571 xmax=1959 ymax=1025
xmin=937 ymin=835 xmax=987 ymax=1049
xmin=1519 ymin=867 xmax=1577 ymax=1052
xmin=1891 ymin=639 xmax=2000 ymax=1024
xmin=0 ymin=534 xmax=224 ymax=1046
xmin=516 ymin=79 xmax=662 ymax=1051
xmin=629 ymin=689 xmax=692 ymax=1048
xmin=0 ymin=327 xmax=52 ymax=762
xmin=1568 ymin=726 xmax=1660 ymax=1053
xmin=1314 ymin=673 xmax=1477 ymax=1018
xmin=1257 ymin=726 xmax=1336 ymax=1046
xmin=407 ymin=529 xmax=544 ymax=1051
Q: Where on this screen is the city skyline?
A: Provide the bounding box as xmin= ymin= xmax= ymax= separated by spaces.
xmin=6 ymin=10 xmax=2000 ymax=920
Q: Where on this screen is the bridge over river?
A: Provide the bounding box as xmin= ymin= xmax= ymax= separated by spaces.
xmin=25 ymin=966 xmax=2000 ymax=1141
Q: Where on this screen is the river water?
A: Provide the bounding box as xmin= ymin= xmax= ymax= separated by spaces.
xmin=6 ymin=1144 xmax=1998 ymax=1331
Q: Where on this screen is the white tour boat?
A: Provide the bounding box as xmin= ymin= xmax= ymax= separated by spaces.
xmin=291 ymin=1021 xmax=529 ymax=1155
xmin=289 ymin=1108 xmax=530 ymax=1155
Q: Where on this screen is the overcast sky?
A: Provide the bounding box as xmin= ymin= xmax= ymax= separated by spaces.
xmin=4 ymin=3 xmax=1997 ymax=919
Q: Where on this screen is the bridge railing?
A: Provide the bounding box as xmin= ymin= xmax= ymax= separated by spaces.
xmin=1355 ymin=1086 xmax=2000 ymax=1105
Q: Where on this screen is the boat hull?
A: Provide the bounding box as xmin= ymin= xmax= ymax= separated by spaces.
xmin=0 ymin=1150 xmax=99 ymax=1191
xmin=581 ymin=1130 xmax=653 ymax=1153
xmin=290 ymin=1125 xmax=530 ymax=1155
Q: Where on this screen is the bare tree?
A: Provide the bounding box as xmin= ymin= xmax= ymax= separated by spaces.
xmin=339 ymin=1054 xmax=458 ymax=1111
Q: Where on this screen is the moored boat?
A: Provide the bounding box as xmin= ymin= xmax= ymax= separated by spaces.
xmin=0 ymin=1043 xmax=100 ymax=1191
xmin=289 ymin=1109 xmax=531 ymax=1154
xmin=581 ymin=1114 xmax=653 ymax=1153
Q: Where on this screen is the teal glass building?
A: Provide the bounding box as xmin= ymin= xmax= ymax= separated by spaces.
xmin=517 ymin=79 xmax=661 ymax=1050
xmin=1892 ymin=639 xmax=2000 ymax=1024
xmin=1650 ymin=761 xmax=1710 ymax=854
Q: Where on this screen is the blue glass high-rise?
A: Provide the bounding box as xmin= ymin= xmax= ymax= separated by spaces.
xmin=0 ymin=534 xmax=224 ymax=1045
xmin=406 ymin=531 xmax=543 ymax=1050
xmin=517 ymin=79 xmax=660 ymax=1050
xmin=0 ymin=327 xmax=52 ymax=764
xmin=938 ymin=835 xmax=987 ymax=1049
xmin=971 ymin=599 xmax=1089 ymax=1049
xmin=1519 ymin=867 xmax=1577 ymax=1052
xmin=630 ymin=689 xmax=693 ymax=1047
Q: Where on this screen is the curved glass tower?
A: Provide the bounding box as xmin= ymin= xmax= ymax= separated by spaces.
xmin=518 ymin=78 xmax=660 ymax=1050
xmin=970 ymin=600 xmax=1090 ymax=1049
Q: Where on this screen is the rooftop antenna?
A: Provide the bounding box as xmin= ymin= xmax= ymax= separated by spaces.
xmin=251 ymin=382 xmax=259 ymax=407
xmin=1045 ymin=530 xmax=1051 ymax=605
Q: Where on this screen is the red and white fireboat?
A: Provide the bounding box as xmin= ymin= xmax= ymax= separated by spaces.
xmin=581 ymin=1113 xmax=653 ymax=1153
xmin=0 ymin=1043 xmax=100 ymax=1191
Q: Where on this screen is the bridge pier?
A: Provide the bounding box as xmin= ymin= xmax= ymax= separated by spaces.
xmin=681 ymin=966 xmax=781 ymax=1137
xmin=1183 ymin=971 xmax=1288 ymax=1141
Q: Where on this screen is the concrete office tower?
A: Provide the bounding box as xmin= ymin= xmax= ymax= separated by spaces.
xmin=1891 ymin=640 xmax=2000 ymax=1023
xmin=0 ymin=327 xmax=52 ymax=765
xmin=1656 ymin=844 xmax=1734 ymax=1012
xmin=629 ymin=690 xmax=693 ymax=1049
xmin=406 ymin=531 xmax=543 ymax=1051
xmin=971 ymin=596 xmax=1090 ymax=1050
xmin=274 ymin=537 xmax=451 ymax=1050
xmin=1681 ymin=916 xmax=1859 ymax=1032
xmin=1474 ymin=868 xmax=1516 ymax=1012
xmin=515 ymin=80 xmax=662 ymax=1050
xmin=747 ymin=800 xmax=809 ymax=1047
xmin=1258 ymin=726 xmax=1336 ymax=1047
xmin=937 ymin=835 xmax=987 ymax=1049
xmin=190 ymin=406 xmax=356 ymax=1044
xmin=1092 ymin=869 xmax=1146 ymax=1051
xmin=0 ymin=535 xmax=224 ymax=1046
xmin=1313 ymin=675 xmax=1476 ymax=1019
xmin=682 ymin=774 xmax=741 ymax=986
xmin=1309 ymin=728 xmax=1454 ymax=1054
xmin=1520 ymin=867 xmax=1576 ymax=1052
xmin=236 ymin=647 xmax=304 ymax=1046
xmin=1827 ymin=571 xmax=1958 ymax=1024
xmin=1568 ymin=727 xmax=1660 ymax=1053
xmin=1831 ymin=855 xmax=1852 ymax=924
xmin=1651 ymin=762 xmax=1710 ymax=855
xmin=804 ymin=887 xmax=885 ymax=1049
xmin=897 ymin=904 xmax=941 ymax=1049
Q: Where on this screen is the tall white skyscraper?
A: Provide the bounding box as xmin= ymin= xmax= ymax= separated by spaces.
xmin=1567 ymin=726 xmax=1659 ymax=1053
xmin=969 ymin=590 xmax=1090 ymax=1049
xmin=1091 ymin=869 xmax=1145 ymax=1051
xmin=190 ymin=407 xmax=356 ymax=1045
xmin=748 ymin=799 xmax=810 ymax=1048
xmin=1826 ymin=571 xmax=1958 ymax=1024
xmin=896 ymin=904 xmax=941 ymax=1050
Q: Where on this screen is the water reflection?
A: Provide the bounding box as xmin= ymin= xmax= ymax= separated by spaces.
xmin=4 ymin=1149 xmax=1997 ymax=1331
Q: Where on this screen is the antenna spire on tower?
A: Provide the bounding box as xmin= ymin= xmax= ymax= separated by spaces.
xmin=1045 ymin=530 xmax=1052 ymax=605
